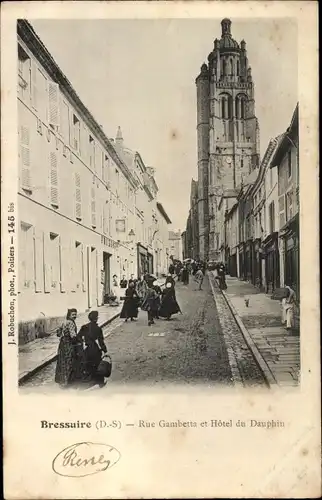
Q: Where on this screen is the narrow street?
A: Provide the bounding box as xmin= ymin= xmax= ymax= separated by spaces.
xmin=20 ymin=276 xmax=267 ymax=393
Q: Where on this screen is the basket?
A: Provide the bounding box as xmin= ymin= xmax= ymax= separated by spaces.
xmin=96 ymin=354 xmax=112 ymax=378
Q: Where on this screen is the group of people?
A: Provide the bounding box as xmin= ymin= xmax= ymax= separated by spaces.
xmin=120 ymin=274 xmax=181 ymax=326
xmin=55 ymin=309 xmax=108 ymax=390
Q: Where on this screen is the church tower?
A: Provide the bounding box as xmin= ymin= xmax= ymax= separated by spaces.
xmin=196 ymin=18 xmax=260 ymax=261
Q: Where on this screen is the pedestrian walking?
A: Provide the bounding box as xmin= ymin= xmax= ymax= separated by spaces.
xmin=77 ymin=311 xmax=108 ymax=388
xmin=182 ymin=265 xmax=189 ymax=285
xmin=55 ymin=308 xmax=85 ymax=388
xmin=159 ymin=282 xmax=181 ymax=320
xmin=168 ymin=262 xmax=175 ymax=275
xmin=141 ymin=285 xmax=160 ymax=325
xmin=194 ymin=268 xmax=204 ymax=290
xmin=120 ymin=281 xmax=139 ymax=322
xmin=217 ymin=264 xmax=227 ymax=290
xmin=281 ymin=285 xmax=297 ymax=330
xmin=137 ymin=275 xmax=148 ymax=307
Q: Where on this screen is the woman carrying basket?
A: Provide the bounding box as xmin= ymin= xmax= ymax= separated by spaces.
xmin=77 ymin=311 xmax=108 ymax=388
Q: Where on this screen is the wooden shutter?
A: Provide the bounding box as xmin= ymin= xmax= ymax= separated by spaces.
xmin=48 ymin=82 xmax=60 ymax=128
xmin=75 ymin=172 xmax=82 ymax=219
xmin=20 ymin=125 xmax=32 ymax=191
xmin=33 ymin=227 xmax=44 ymax=292
xmin=80 ymin=123 xmax=88 ymax=161
xmin=50 ymin=151 xmax=59 ymax=207
xmin=279 ymin=194 xmax=286 ymax=228
xmin=81 ymin=243 xmax=87 ymax=292
xmin=91 ymin=186 xmax=96 ymax=227
xmin=31 ymin=60 xmax=37 ymax=110
xmin=43 ymin=232 xmax=51 ymax=292
xmin=70 ymin=240 xmax=76 ymax=292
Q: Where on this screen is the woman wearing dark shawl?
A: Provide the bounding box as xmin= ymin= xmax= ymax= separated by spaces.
xmin=120 ymin=281 xmax=139 ymax=321
xmin=77 ymin=310 xmax=107 ymax=387
xmin=159 ymin=282 xmax=181 ymax=320
xmin=55 ymin=308 xmax=84 ymax=387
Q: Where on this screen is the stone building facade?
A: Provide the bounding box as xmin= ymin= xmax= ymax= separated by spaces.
xmin=195 ymin=18 xmax=260 ymax=261
xmin=17 ymin=20 xmax=171 ymax=343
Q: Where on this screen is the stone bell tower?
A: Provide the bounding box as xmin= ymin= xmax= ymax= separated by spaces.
xmin=196 ymin=18 xmax=260 ymax=261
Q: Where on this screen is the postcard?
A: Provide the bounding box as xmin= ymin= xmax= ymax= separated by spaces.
xmin=1 ymin=1 xmax=320 ymax=498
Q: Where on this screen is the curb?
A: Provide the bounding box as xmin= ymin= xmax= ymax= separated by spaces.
xmin=220 ymin=285 xmax=278 ymax=388
xmin=18 ymin=312 xmax=120 ymax=386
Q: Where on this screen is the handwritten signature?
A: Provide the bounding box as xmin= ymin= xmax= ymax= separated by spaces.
xmin=52 ymin=442 xmax=121 ymax=477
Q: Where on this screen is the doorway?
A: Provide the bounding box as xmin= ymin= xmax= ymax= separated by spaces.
xmin=102 ymin=251 xmax=111 ymax=303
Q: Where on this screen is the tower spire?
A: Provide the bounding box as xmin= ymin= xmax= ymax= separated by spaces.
xmin=116 ymin=126 xmax=123 ymax=146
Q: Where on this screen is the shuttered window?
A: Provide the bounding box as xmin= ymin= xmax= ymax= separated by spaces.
xmin=89 ymin=136 xmax=95 ymax=170
xmin=96 ymin=145 xmax=102 ymax=178
xmin=19 ymin=223 xmax=34 ymax=291
xmin=20 ymin=125 xmax=32 ymax=192
xmin=33 ymin=227 xmax=44 ymax=292
xmin=37 ymin=69 xmax=47 ymax=123
xmin=50 ymin=151 xmax=59 ymax=207
xmin=48 ymin=82 xmax=60 ymax=129
xmin=18 ymin=44 xmax=31 ymax=101
xmin=103 ymin=154 xmax=110 ymax=183
xmin=60 ymin=100 xmax=70 ymax=142
xmin=73 ymin=114 xmax=80 ymax=153
xmin=31 ymin=60 xmax=38 ymax=110
xmin=75 ymin=172 xmax=82 ymax=220
xmin=279 ymin=194 xmax=286 ymax=228
xmin=91 ymin=185 xmax=97 ymax=228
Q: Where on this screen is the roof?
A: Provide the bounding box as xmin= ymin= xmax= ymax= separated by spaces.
xmin=156 ymin=202 xmax=172 ymax=224
xmin=270 ymin=104 xmax=299 ymax=168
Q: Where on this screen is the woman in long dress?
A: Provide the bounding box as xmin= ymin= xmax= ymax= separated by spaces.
xmin=77 ymin=310 xmax=107 ymax=388
xmin=55 ymin=308 xmax=84 ymax=388
xmin=182 ymin=266 xmax=189 ymax=285
xmin=281 ymin=285 xmax=297 ymax=330
xmin=120 ymin=281 xmax=139 ymax=322
xmin=159 ymin=282 xmax=181 ymax=320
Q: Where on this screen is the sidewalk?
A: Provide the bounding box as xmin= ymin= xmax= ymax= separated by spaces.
xmin=214 ymin=275 xmax=300 ymax=387
xmin=19 ymin=304 xmax=122 ymax=384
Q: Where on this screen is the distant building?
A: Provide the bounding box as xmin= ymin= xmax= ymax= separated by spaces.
xmin=169 ymin=230 xmax=183 ymax=261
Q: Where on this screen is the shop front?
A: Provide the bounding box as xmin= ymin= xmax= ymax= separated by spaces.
xmin=238 ymin=242 xmax=246 ymax=280
xmin=245 ymin=240 xmax=253 ymax=283
xmin=263 ymin=232 xmax=280 ymax=294
xmin=253 ymin=238 xmax=263 ymax=289
xmin=279 ymin=214 xmax=299 ymax=296
xmin=229 ymin=248 xmax=238 ymax=277
xmin=137 ymin=243 xmax=154 ymax=278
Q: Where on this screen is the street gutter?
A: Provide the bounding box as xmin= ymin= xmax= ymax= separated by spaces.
xmin=214 ymin=274 xmax=278 ymax=388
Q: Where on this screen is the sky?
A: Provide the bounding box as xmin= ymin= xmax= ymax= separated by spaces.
xmin=30 ymin=18 xmax=297 ymax=230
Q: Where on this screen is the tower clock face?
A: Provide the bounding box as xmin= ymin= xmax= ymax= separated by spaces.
xmin=226 ymin=156 xmax=232 ymax=164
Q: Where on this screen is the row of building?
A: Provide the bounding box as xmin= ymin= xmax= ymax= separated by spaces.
xmin=17 ymin=20 xmax=173 ymax=331
xmin=183 ymin=103 xmax=299 ymax=296
xmin=182 ymin=19 xmax=299 ymax=296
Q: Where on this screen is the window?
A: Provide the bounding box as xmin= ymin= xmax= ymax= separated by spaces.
xmin=241 ymin=158 xmax=244 ymax=169
xmin=269 ymin=201 xmax=275 ymax=233
xmin=48 ymin=82 xmax=60 ymax=129
xmin=19 ymin=222 xmax=34 ymax=291
xmin=89 ymin=135 xmax=95 ymax=169
xmin=18 ymin=44 xmax=30 ymax=101
xmin=49 ymin=232 xmax=60 ymax=290
xmin=288 ymin=150 xmax=292 ymax=178
xmin=73 ymin=115 xmax=80 ymax=152
xmin=60 ymin=101 xmax=70 ymax=143
xmin=285 ymin=191 xmax=293 ymax=221
xmin=75 ymin=242 xmax=82 ymax=290
xmin=221 ymin=98 xmax=226 ymax=119
xmin=91 ymin=186 xmax=96 ymax=228
xmin=19 ymin=124 xmax=32 ymax=193
xmin=75 ymin=172 xmax=82 ymax=220
xmin=36 ymin=69 xmax=48 ymax=123
xmin=223 ymin=59 xmax=227 ymax=77
xmin=49 ymin=151 xmax=59 ymax=208
xmin=103 ymin=154 xmax=110 ymax=183
xmin=95 ymin=144 xmax=102 ymax=177
xmin=236 ymin=60 xmax=240 ymax=76
xmin=240 ymin=98 xmax=245 ymax=119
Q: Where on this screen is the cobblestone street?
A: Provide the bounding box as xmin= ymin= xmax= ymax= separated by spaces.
xmin=20 ymin=276 xmax=267 ymax=393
